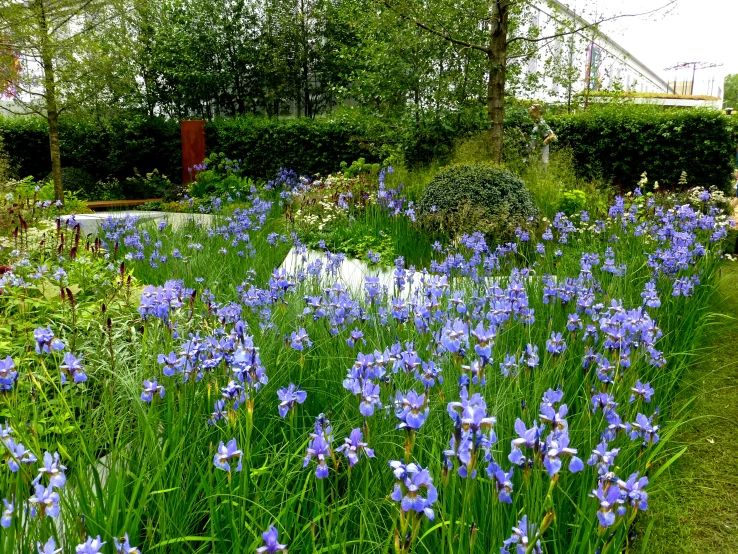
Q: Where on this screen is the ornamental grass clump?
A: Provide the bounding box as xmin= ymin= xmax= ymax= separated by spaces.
xmin=0 ymin=181 xmax=732 ymax=552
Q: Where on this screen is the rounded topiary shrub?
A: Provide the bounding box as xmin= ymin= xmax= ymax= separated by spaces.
xmin=418 ymin=163 xmax=538 ymax=238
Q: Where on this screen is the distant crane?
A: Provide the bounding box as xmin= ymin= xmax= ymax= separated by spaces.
xmin=663 ymin=61 xmax=723 ymax=95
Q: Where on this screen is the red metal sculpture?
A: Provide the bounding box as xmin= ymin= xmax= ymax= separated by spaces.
xmin=181 ymin=120 xmax=206 ymax=184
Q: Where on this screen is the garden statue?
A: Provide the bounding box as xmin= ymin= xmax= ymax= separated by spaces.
xmin=529 ymin=104 xmax=557 ymax=164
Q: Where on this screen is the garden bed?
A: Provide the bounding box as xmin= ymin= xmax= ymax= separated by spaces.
xmin=0 ymin=175 xmax=733 ymax=553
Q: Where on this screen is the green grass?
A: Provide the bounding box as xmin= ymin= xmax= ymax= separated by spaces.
xmin=383 ymin=162 xmax=442 ymax=203
xmin=520 ymin=150 xmax=612 ymax=221
xmin=636 ymin=261 xmax=738 ymax=553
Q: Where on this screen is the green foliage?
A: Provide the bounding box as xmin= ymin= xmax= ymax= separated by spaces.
xmin=727 ymin=115 xmax=738 ymax=145
xmin=90 ymin=176 xmax=126 ymax=201
xmin=190 ymin=152 xmax=256 ymax=199
xmin=397 ymin=110 xmax=488 ymax=167
xmin=125 ymin=169 xmax=175 ymax=200
xmin=418 ymin=163 xmax=538 ymax=238
xmin=334 ymin=232 xmax=396 ymax=261
xmin=0 ymin=116 xmax=49 ymax=180
xmin=285 ymin=167 xmax=439 ymax=266
xmin=557 ymin=189 xmax=587 ymax=216
xmin=452 ymin=126 xmax=531 ymax=174
xmin=44 ymin=167 xmax=96 ymax=198
xmin=520 ymin=149 xmax=611 ymax=221
xmin=0 ymin=177 xmax=89 ymax=241
xmin=306 ymin=219 xmax=409 ymax=265
xmin=340 ymin=157 xmax=380 ymax=178
xmin=35 ymin=184 xmax=90 ymax=215
xmin=107 ymin=0 xmax=357 ymax=120
xmin=551 ymin=105 xmax=736 ymax=191
xmin=137 ymin=200 xmax=164 ymax=211
xmin=724 ymin=74 xmax=738 ymax=110
xmin=0 ymin=135 xmax=15 ymax=183
xmin=0 ymin=114 xmax=181 ymax=196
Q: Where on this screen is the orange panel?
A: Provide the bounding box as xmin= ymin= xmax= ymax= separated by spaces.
xmin=181 ymin=120 xmax=206 ymax=184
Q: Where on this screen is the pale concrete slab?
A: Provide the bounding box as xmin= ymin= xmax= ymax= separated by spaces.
xmin=280 ymin=246 xmax=426 ymax=297
xmin=73 ymin=211 xmax=216 ymax=235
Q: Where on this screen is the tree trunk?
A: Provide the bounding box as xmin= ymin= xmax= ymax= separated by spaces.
xmin=300 ymin=0 xmax=310 ymax=117
xmin=487 ymin=0 xmax=509 ymax=165
xmin=36 ymin=1 xmax=63 ymax=201
xmin=303 ymin=62 xmax=310 ymax=118
xmin=46 ymin=104 xmax=63 ymax=201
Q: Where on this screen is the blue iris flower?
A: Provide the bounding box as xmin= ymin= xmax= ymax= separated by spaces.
xmin=256 ymin=525 xmax=288 ymax=553
xmin=213 ymin=438 xmax=243 ymax=473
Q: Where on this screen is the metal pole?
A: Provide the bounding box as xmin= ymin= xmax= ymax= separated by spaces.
xmin=691 ymin=62 xmax=696 ymax=95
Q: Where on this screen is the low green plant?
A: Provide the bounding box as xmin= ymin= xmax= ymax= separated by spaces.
xmin=191 ymin=152 xmax=257 ymax=199
xmin=0 ymin=178 xmax=89 ymax=245
xmin=340 ymin=157 xmax=380 ymax=179
xmin=89 ymin=176 xmax=125 ymax=201
xmin=557 ymin=189 xmax=587 ymax=216
xmin=36 ymin=180 xmax=90 ymax=214
xmin=417 ymin=163 xmax=538 ymax=239
xmin=137 ymin=200 xmax=164 ymax=211
xmin=125 ymin=168 xmax=174 ymax=199
xmin=307 ymin=227 xmax=396 ymax=262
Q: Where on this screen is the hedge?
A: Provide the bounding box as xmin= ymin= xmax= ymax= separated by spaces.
xmin=3 ymin=106 xmax=735 ymax=198
xmin=0 ymin=106 xmax=502 ymax=197
xmin=204 ymin=115 xmax=383 ymax=179
xmin=0 ymin=114 xmax=181 ymax=196
xmin=0 ymin=111 xmax=474 ymax=197
xmin=550 ymin=105 xmax=737 ymax=191
xmin=1 ymin=115 xmax=387 ymax=197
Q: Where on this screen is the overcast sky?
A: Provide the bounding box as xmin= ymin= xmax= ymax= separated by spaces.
xmin=565 ymin=0 xmax=737 ymax=87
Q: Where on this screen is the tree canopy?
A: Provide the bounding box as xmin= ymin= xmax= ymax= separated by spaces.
xmin=0 ymin=0 xmax=681 ymax=194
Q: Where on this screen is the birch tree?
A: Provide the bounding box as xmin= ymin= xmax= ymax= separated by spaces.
xmin=0 ymin=0 xmax=109 ymax=199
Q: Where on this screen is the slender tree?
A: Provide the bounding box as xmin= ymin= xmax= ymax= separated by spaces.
xmin=0 ymin=0 xmax=112 ymax=200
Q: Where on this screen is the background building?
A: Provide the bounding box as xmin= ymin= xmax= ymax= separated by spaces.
xmin=520 ymin=0 xmax=724 ymax=109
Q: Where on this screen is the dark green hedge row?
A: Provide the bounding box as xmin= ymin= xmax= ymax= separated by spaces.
xmin=4 ymin=106 xmax=735 ymax=198
xmin=205 ymin=115 xmax=383 ymax=178
xmin=0 ymin=111 xmax=484 ymax=197
xmin=0 ymin=115 xmax=181 ymax=196
xmin=550 ymin=106 xmax=737 ymax=191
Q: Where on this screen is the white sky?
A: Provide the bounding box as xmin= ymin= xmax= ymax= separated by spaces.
xmin=565 ymin=0 xmax=738 ymax=88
